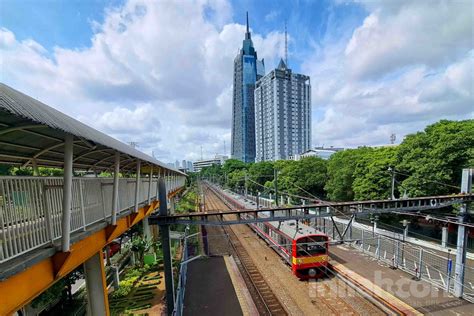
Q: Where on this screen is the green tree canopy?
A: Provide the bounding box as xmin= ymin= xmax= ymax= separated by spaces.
xmin=325 ymin=148 xmax=371 ymax=201
xmin=396 ymin=119 xmax=474 ymax=196
xmin=352 ymin=146 xmax=399 ymax=200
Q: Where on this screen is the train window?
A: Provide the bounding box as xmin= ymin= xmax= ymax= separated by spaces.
xmin=296 ymin=236 xmax=327 ymax=257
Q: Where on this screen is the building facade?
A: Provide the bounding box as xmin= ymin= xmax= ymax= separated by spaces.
xmin=231 ymin=13 xmax=265 ymax=163
xmin=290 ymin=147 xmax=344 ymax=161
xmin=255 ymin=59 xmax=311 ymax=161
xmin=192 ymin=155 xmax=228 ymax=172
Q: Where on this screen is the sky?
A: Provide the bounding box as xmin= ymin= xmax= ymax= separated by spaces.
xmin=0 ymin=0 xmax=473 ymax=164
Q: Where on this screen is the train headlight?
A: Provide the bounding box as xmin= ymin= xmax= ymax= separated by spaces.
xmin=309 ymin=269 xmax=317 ymax=277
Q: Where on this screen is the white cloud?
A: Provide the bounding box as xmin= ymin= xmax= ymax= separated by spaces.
xmin=305 ymin=1 xmax=473 ymax=148
xmin=0 ymin=0 xmax=285 ymax=162
xmin=345 ymin=1 xmax=473 ymax=80
xmin=1 ymin=0 xmax=472 ymax=163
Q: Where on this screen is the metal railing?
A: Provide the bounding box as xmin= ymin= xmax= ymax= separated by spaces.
xmin=0 ymin=175 xmax=186 ymax=263
xmin=320 ymin=218 xmax=474 ymax=302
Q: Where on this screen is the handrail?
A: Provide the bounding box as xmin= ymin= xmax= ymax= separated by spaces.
xmin=0 ymin=175 xmax=186 ymax=263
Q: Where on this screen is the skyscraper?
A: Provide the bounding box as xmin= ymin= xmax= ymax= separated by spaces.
xmin=231 ymin=12 xmax=265 ymax=163
xmin=254 ymin=59 xmax=311 ymax=161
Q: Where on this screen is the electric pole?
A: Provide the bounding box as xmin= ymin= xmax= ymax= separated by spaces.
xmin=388 ymin=166 xmax=395 ymax=200
xmin=274 ymin=168 xmax=279 ymax=206
xmin=244 ymin=171 xmax=248 ymax=198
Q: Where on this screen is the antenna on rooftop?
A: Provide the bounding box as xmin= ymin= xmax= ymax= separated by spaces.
xmin=285 ymin=20 xmax=288 ymax=67
xmin=200 ymin=145 xmax=203 ymax=160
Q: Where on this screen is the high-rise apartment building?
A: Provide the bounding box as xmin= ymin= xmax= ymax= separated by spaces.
xmin=231 ymin=13 xmax=265 ymax=163
xmin=254 ymin=59 xmax=311 ymax=161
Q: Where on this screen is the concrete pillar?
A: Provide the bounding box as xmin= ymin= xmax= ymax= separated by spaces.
xmin=441 ymin=225 xmax=448 ymax=248
xmin=280 ymin=195 xmax=284 ymax=205
xmin=111 ymin=265 xmax=120 ymax=289
xmin=287 ymin=196 xmax=291 ymax=205
xmin=84 ymin=252 xmax=109 ymax=316
xmin=143 ymin=217 xmax=151 ymax=240
xmin=169 ymin=198 xmax=175 ymax=214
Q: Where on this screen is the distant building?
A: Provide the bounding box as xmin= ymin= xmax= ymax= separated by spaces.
xmin=187 ymin=161 xmax=194 ymax=172
xmin=231 ymin=12 xmax=265 ymax=163
xmin=255 ymin=59 xmax=311 ymax=161
xmin=290 ymin=147 xmax=344 ymax=161
xmin=193 ymin=155 xmax=228 ymax=172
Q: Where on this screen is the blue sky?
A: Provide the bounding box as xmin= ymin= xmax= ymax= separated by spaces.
xmin=1 ymin=0 xmax=472 ymax=162
xmin=1 ymin=0 xmax=366 ymax=72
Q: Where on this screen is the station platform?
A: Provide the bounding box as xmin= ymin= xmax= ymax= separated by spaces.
xmin=183 ymin=256 xmax=256 ymax=316
xmin=330 ymin=244 xmax=473 ymax=315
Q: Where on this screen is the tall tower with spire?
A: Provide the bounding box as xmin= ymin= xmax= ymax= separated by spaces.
xmin=231 ymin=12 xmax=265 ymax=163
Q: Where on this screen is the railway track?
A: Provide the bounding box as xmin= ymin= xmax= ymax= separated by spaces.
xmin=203 ymin=182 xmax=392 ymax=316
xmin=202 ymin=183 xmax=288 ymax=316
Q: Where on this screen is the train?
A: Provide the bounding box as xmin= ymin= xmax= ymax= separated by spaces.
xmin=211 ymin=184 xmax=329 ymax=280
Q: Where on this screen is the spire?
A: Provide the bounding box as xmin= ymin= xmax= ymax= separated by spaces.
xmin=278 ymin=58 xmax=287 ymax=70
xmin=285 ymin=20 xmax=288 ymax=67
xmin=245 ymin=11 xmax=251 ymax=39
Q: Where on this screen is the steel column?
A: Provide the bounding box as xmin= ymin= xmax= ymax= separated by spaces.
xmin=148 ymin=166 xmax=153 ymax=205
xmin=454 ymin=168 xmax=472 ymax=297
xmin=441 ymin=225 xmax=448 ymax=248
xmin=111 ymin=151 xmax=120 ymax=225
xmin=134 ymin=160 xmax=141 ymax=213
xmin=61 ymin=134 xmax=73 ymax=252
xmin=159 ymin=177 xmax=175 ymax=314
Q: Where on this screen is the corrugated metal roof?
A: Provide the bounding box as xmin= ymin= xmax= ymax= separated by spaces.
xmin=0 ymin=83 xmax=185 ymax=175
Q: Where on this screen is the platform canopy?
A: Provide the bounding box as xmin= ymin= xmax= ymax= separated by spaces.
xmin=0 ymin=83 xmax=184 ymax=175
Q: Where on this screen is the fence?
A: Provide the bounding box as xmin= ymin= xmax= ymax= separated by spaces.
xmin=319 ymin=217 xmax=474 ymax=302
xmin=0 ymin=175 xmax=185 ymax=263
xmin=173 ymin=232 xmax=201 ymax=316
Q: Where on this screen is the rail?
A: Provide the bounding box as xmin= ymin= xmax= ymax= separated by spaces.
xmin=0 ymin=175 xmax=185 ymax=263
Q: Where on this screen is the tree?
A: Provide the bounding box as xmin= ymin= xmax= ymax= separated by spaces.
xmin=325 ymin=148 xmax=372 ymax=201
xmin=276 ymin=157 xmax=328 ymax=200
xmin=222 ymin=159 xmax=247 ymax=175
xmin=247 ymin=161 xmax=274 ymax=192
xmin=396 ymin=120 xmax=474 ymax=196
xmin=352 ymin=147 xmax=399 ymax=200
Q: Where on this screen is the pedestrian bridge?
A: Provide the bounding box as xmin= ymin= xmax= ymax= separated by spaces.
xmin=0 ymin=83 xmax=186 ymax=315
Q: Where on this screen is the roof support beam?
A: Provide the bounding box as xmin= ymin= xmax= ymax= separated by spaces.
xmin=0 ymin=124 xmax=48 ymax=136
xmin=61 ymin=134 xmax=74 ymax=252
xmin=111 ymin=151 xmax=120 ymax=225
xmin=134 ymin=160 xmax=141 ymax=213
xmin=148 ymin=165 xmax=153 ymax=205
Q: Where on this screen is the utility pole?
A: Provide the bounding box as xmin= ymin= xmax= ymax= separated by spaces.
xmin=388 ymin=166 xmax=396 ymax=200
xmin=244 ymin=171 xmax=248 ymax=198
xmin=454 ymin=168 xmax=473 ymax=298
xmin=274 ymin=168 xmax=279 ymax=206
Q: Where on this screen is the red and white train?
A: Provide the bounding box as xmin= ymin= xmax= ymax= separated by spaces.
xmin=212 ymin=184 xmax=329 ymax=279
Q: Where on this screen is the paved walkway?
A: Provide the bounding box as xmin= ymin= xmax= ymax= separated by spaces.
xmin=183 ymin=256 xmax=243 ymax=316
xmin=330 ymin=245 xmax=473 ymax=315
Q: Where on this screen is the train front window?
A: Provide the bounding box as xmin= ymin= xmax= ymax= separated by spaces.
xmin=296 ymin=236 xmax=327 ymax=257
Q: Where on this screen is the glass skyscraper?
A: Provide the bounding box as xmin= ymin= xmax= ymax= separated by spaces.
xmin=231 ymin=13 xmax=265 ymax=163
